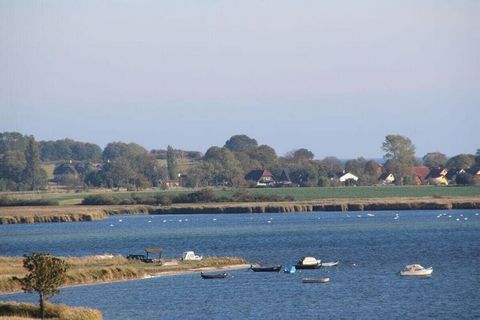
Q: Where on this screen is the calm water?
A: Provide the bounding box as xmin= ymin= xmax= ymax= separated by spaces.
xmin=1 ymin=210 xmax=480 ymax=319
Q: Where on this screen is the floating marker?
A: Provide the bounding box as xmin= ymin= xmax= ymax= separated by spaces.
xmin=456 ymin=218 xmax=460 ymax=221
xmin=148 ymin=220 xmax=152 ymax=223
xmin=118 ymin=219 xmax=123 ymax=222
xmin=162 ymin=220 xmax=167 ymax=223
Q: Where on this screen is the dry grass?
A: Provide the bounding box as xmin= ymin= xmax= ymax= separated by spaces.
xmin=0 ymin=256 xmax=247 ymax=294
xmin=0 ymin=302 xmax=102 ymax=320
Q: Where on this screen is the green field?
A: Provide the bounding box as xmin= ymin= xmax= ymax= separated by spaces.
xmin=2 ymin=186 xmax=480 ymax=205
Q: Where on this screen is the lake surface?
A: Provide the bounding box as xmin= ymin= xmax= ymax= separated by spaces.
xmin=1 ymin=210 xmax=480 ymax=319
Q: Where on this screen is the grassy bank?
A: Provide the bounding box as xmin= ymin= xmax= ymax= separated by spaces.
xmin=1 ymin=196 xmax=480 ymax=224
xmin=2 ymin=186 xmax=480 ymax=205
xmin=0 ymin=301 xmax=102 ymax=320
xmin=0 ymin=256 xmax=247 ymax=294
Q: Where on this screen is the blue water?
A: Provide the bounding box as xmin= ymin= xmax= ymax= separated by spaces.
xmin=1 ymin=210 xmax=480 ymax=319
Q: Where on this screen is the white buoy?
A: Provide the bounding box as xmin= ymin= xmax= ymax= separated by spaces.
xmin=456 ymin=218 xmax=460 ymax=221
xmin=118 ymin=219 xmax=123 ymax=222
xmin=213 ymin=218 xmax=217 ymax=221
xmin=148 ymin=220 xmax=152 ymax=223
xmin=464 ymin=218 xmax=468 ymax=221
xmin=448 ymin=215 xmax=452 ymax=218
xmin=178 ymin=219 xmax=182 ymax=222
xmin=109 ymin=224 xmax=114 ymax=227
xmin=267 ymin=220 xmax=272 ymax=223
xmin=367 ymin=213 xmax=375 ymax=217
xmin=357 ymin=215 xmax=362 ymax=218
xmin=476 ymin=213 xmax=479 ymax=216
xmin=163 ymin=220 xmax=167 ymax=223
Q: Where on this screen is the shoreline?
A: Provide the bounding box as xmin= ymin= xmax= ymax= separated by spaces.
xmin=0 ymin=263 xmax=250 ymax=296
xmin=1 ymin=197 xmax=480 ymax=224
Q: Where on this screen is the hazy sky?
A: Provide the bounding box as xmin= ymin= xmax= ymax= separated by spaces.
xmin=1 ymin=0 xmax=479 ymax=158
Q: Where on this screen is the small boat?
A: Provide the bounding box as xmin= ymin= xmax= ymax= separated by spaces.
xmin=321 ymin=261 xmax=339 ymax=267
xmin=302 ymin=277 xmax=330 ymax=284
xmin=295 ymin=256 xmax=321 ymax=269
xmin=200 ymin=272 xmax=228 ymax=279
xmin=284 ymin=265 xmax=296 ymax=274
xmin=400 ymin=264 xmax=433 ymax=276
xmin=250 ymin=264 xmax=282 ymax=272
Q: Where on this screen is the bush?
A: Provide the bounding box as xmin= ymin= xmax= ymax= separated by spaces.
xmin=81 ymin=194 xmax=119 ymax=205
xmin=0 ymin=196 xmax=59 ymax=207
xmin=172 ymin=189 xmax=216 ymax=203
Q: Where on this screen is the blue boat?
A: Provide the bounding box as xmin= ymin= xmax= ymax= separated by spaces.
xmin=284 ymin=265 xmax=296 ymax=274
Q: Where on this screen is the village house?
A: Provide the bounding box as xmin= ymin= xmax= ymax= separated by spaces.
xmin=277 ymin=169 xmax=292 ymax=186
xmin=378 ymin=172 xmax=395 ymax=185
xmin=408 ymin=166 xmax=430 ymax=185
xmin=332 ymin=171 xmax=359 ymax=185
xmin=244 ymin=169 xmax=276 ymax=187
xmin=426 ymin=167 xmax=449 ymax=185
xmin=53 ymin=163 xmax=79 ymax=183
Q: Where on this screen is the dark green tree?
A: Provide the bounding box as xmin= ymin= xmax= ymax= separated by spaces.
xmin=20 ymin=253 xmax=68 ymax=320
xmin=166 ymin=145 xmax=177 ymax=180
xmin=446 ymin=154 xmax=475 ymax=170
xmin=286 ymin=148 xmax=314 ymax=161
xmin=224 ymin=134 xmax=258 ymax=152
xmin=423 ymin=152 xmax=448 ymax=169
xmin=23 ymin=138 xmax=47 ymax=191
xmin=381 ymin=134 xmax=416 ymax=182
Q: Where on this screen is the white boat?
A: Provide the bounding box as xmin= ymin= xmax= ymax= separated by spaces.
xmin=400 ymin=264 xmax=433 ymax=276
xmin=182 ymin=251 xmax=203 ymax=261
xmin=321 ymin=261 xmax=339 ymax=267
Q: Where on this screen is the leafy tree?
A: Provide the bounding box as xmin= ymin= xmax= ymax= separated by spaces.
xmin=423 ymin=152 xmax=448 ymax=169
xmin=289 ymin=162 xmax=318 ymax=187
xmin=382 ymin=134 xmax=416 ymax=164
xmin=23 ymin=139 xmax=47 ymax=190
xmin=446 ymin=154 xmax=475 ymax=170
xmin=316 ymin=157 xmax=343 ymax=177
xmin=166 ymin=145 xmax=177 ymax=180
xmin=381 ymin=134 xmax=416 ymax=182
xmin=247 ymin=145 xmax=277 ymax=168
xmin=20 ymin=253 xmax=68 ymax=320
xmin=203 ymin=147 xmax=244 ymax=186
xmin=224 ymin=134 xmax=258 ymax=152
xmin=286 ymin=148 xmax=314 ymax=161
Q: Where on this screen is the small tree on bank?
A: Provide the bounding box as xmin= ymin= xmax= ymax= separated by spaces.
xmin=20 ymin=253 xmax=68 ymax=320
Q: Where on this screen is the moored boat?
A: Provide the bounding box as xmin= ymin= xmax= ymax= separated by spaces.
xmin=284 ymin=265 xmax=296 ymax=274
xmin=321 ymin=261 xmax=339 ymax=267
xmin=200 ymin=272 xmax=228 ymax=279
xmin=400 ymin=264 xmax=433 ymax=276
xmin=295 ymin=256 xmax=321 ymax=269
xmin=250 ymin=264 xmax=282 ymax=272
xmin=302 ymin=277 xmax=330 ymax=284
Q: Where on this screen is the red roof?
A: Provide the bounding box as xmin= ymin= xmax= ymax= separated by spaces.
xmin=409 ymin=166 xmax=430 ymax=179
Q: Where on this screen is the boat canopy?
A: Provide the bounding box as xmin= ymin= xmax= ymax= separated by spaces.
xmin=299 ymin=256 xmax=318 ymax=265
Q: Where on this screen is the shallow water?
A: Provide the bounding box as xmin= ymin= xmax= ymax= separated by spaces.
xmin=1 ymin=210 xmax=480 ymax=319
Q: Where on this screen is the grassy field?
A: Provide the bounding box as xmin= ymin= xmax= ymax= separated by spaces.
xmin=2 ymin=186 xmax=480 ymax=205
xmin=0 ymin=256 xmax=247 ymax=294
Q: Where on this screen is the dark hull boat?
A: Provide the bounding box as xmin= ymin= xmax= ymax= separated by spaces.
xmin=295 ymin=263 xmax=321 ymax=269
xmin=250 ymin=265 xmax=282 ymax=272
xmin=302 ymin=277 xmax=330 ymax=284
xmin=200 ymin=272 xmax=228 ymax=279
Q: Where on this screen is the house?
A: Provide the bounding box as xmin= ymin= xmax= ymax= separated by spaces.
xmin=244 ymin=169 xmax=276 ymax=187
xmin=426 ymin=167 xmax=449 ymax=185
xmin=277 ymin=169 xmax=292 ymax=186
xmin=378 ymin=172 xmax=395 ymax=185
xmin=332 ymin=171 xmax=359 ymax=185
xmin=408 ymin=166 xmax=430 ymax=185
xmin=53 ymin=163 xmax=79 ymax=183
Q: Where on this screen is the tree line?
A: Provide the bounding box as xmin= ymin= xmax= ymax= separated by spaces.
xmin=0 ymin=131 xmax=479 ymax=191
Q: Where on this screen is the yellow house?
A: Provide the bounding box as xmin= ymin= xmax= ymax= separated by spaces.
xmin=427 ymin=168 xmax=449 ymax=185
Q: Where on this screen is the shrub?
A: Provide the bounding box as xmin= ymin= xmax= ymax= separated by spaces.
xmin=0 ymin=196 xmax=59 ymax=207
xmin=81 ymin=194 xmax=119 ymax=205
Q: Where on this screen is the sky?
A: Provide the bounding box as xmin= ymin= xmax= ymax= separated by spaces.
xmin=1 ymin=0 xmax=479 ymax=159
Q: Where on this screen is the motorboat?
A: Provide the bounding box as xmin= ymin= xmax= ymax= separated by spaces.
xmin=250 ymin=264 xmax=282 ymax=272
xmin=321 ymin=261 xmax=339 ymax=267
xmin=284 ymin=265 xmax=296 ymax=274
xmin=302 ymin=277 xmax=330 ymax=284
xmin=400 ymin=264 xmax=433 ymax=276
xmin=295 ymin=256 xmax=321 ymax=269
xmin=200 ymin=272 xmax=228 ymax=279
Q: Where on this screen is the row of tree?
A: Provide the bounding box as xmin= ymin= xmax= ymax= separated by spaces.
xmin=0 ymin=132 xmax=479 ymax=191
